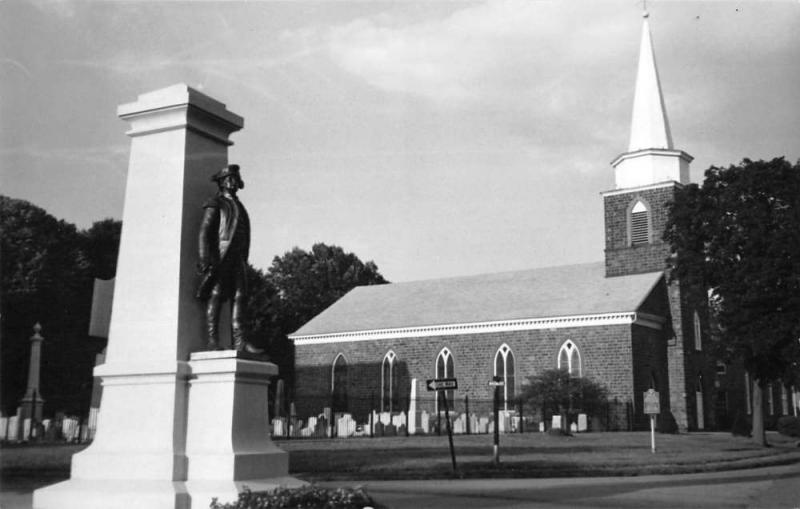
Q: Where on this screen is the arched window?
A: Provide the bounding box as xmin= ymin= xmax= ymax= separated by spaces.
xmin=629 ymin=199 xmax=651 ymax=246
xmin=494 ymin=344 xmax=516 ymax=410
xmin=381 ymin=351 xmax=397 ymax=413
xmin=331 ymin=353 xmax=348 ymax=413
xmin=435 ymin=347 xmax=455 ymax=410
xmin=557 ymin=340 xmax=582 ymax=376
xmin=693 ymin=311 xmax=703 ymax=351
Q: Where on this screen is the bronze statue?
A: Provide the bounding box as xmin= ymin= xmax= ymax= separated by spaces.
xmin=196 ymin=164 xmax=263 ymax=354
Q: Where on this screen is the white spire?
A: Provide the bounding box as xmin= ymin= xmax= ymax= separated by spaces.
xmin=610 ymin=12 xmax=692 ymax=189
xmin=629 ymin=12 xmax=673 ymax=151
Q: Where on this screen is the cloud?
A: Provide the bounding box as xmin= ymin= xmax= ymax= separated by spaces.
xmin=325 ymin=1 xmax=624 ymax=107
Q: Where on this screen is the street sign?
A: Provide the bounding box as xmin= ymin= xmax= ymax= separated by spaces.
xmin=426 ymin=378 xmax=458 ymax=391
xmin=643 ymin=389 xmax=660 ymax=415
xmin=488 ymin=380 xmax=505 ymax=387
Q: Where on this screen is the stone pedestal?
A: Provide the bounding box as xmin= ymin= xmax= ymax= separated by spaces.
xmin=184 ymin=351 xmax=302 ymax=507
xmin=34 ymin=84 xmax=299 ymax=508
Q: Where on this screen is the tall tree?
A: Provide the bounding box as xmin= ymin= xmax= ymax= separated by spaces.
xmin=256 ymin=243 xmax=388 ymax=392
xmin=665 ymin=158 xmax=800 ymax=445
xmin=0 ymin=196 xmax=93 ymax=415
xmin=83 ymin=218 xmax=122 ymax=280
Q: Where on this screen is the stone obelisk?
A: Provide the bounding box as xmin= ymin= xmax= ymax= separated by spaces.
xmin=33 ymin=84 xmax=301 ymax=509
xmin=19 ymin=323 xmax=45 ymax=439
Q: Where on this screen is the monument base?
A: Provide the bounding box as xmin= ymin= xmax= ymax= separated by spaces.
xmin=33 ymin=351 xmax=305 ymax=509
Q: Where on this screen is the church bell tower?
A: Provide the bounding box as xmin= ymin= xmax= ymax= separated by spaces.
xmin=603 ymin=11 xmax=693 ymax=278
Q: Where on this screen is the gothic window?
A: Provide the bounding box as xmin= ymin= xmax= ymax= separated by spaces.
xmin=745 ymin=372 xmax=752 ymax=415
xmin=435 ymin=347 xmax=455 ymax=410
xmin=693 ymin=311 xmax=703 ymax=351
xmin=557 ymin=340 xmax=582 ymax=376
xmin=381 ymin=350 xmax=397 ymax=413
xmin=331 ymin=353 xmax=348 ymax=413
xmin=629 ymin=199 xmax=651 ymax=246
xmin=768 ymin=383 xmax=775 ymax=416
xmin=493 ymin=344 xmax=516 ymax=410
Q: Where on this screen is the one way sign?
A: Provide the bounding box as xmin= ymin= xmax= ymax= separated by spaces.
xmin=426 ymin=378 xmax=458 ymax=391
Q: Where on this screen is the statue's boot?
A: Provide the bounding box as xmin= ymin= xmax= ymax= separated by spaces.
xmin=233 ymin=335 xmax=266 ymax=355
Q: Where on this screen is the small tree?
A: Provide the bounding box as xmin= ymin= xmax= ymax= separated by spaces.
xmin=519 ymin=369 xmax=608 ymax=429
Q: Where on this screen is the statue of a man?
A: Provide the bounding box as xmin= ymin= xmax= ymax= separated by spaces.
xmin=196 ymin=164 xmax=263 ymax=353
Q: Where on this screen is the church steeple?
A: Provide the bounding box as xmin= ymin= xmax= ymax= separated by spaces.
xmin=629 ymin=12 xmax=673 ymax=152
xmin=611 ymin=11 xmax=692 ymax=189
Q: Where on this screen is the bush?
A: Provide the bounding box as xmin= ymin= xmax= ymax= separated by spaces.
xmin=658 ymin=412 xmax=678 ymax=434
xmin=731 ymin=411 xmax=752 ymax=437
xmin=776 ymin=416 xmax=800 ymax=437
xmin=210 ymin=486 xmax=383 ymax=509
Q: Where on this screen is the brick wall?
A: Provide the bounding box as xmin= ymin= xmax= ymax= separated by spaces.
xmin=295 ymin=324 xmax=643 ymax=426
xmin=604 ymin=184 xmax=677 ymax=278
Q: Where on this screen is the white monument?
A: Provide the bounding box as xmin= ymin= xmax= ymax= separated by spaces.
xmin=33 ymin=84 xmax=302 ymax=509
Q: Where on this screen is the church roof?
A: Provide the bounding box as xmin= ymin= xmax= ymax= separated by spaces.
xmin=290 ymin=262 xmax=664 ymax=338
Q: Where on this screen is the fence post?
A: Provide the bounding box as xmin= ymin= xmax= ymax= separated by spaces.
xmin=465 ymin=395 xmax=471 ymax=435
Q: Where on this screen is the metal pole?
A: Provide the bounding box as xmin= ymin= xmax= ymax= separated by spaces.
xmin=442 ymin=390 xmax=457 ymax=473
xmin=650 ymin=415 xmax=656 ymax=453
xmin=493 ymin=384 xmax=500 ymax=465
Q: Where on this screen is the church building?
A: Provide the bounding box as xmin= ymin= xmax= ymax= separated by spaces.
xmin=290 ymin=14 xmax=743 ymax=433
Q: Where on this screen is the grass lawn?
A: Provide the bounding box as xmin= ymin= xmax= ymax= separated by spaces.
xmin=3 ymin=431 xmax=799 ymax=484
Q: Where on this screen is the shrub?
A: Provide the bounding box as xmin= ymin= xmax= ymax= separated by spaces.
xmin=210 ymin=486 xmax=383 ymax=509
xmin=657 ymin=412 xmax=678 ymax=434
xmin=776 ymin=416 xmax=800 ymax=438
xmin=731 ymin=411 xmax=751 ymax=437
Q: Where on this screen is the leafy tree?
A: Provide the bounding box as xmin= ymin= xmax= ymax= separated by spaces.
xmin=83 ymin=218 xmax=122 ymax=280
xmin=0 ymin=196 xmax=95 ymax=415
xmin=253 ymin=243 xmax=388 ymax=393
xmin=665 ymin=158 xmax=800 ymax=445
xmin=518 ymin=368 xmax=609 ymax=428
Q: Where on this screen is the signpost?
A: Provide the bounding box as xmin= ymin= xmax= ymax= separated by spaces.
xmin=489 ymin=376 xmax=505 ymax=465
xmin=426 ymin=378 xmax=458 ymax=473
xmin=643 ymin=389 xmax=660 ymax=454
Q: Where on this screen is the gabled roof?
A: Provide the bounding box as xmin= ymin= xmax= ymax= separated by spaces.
xmin=291 ymin=262 xmax=664 ymax=338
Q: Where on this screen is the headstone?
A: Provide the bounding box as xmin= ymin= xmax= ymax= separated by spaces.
xmin=22 ymin=418 xmax=31 ymax=441
xmin=552 ymin=415 xmax=562 ymax=430
xmin=8 ymin=416 xmax=19 ymax=441
xmin=336 ymin=414 xmax=356 ymax=437
xmin=578 ymin=413 xmax=588 ymax=432
xmin=420 ymin=410 xmax=430 ymax=434
xmin=0 ymin=416 xmax=7 ymax=439
xmin=408 ymin=378 xmax=418 ymax=434
xmin=478 ymin=416 xmax=489 ymax=434
xmin=539 ymin=421 xmax=545 ymax=433
xmin=570 ymin=422 xmax=578 ymax=433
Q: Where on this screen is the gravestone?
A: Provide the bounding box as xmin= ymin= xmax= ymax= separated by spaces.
xmin=33 ymin=85 xmax=302 ymax=509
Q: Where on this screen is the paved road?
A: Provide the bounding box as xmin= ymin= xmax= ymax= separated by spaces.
xmin=3 ymin=463 xmax=799 ymax=508
xmin=323 ymin=462 xmax=800 ymax=509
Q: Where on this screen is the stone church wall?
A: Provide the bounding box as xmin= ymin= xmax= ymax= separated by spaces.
xmin=294 ymin=323 xmax=639 ymax=426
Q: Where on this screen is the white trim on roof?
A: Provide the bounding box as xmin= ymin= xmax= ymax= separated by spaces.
xmin=600 ymin=181 xmax=680 ymax=198
xmin=291 ymin=311 xmax=665 ymax=345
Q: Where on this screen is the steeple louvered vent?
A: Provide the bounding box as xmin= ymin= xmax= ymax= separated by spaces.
xmin=630 ymin=201 xmax=650 ymax=245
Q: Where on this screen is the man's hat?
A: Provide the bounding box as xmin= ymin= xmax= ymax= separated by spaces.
xmin=211 ymin=164 xmax=244 ymax=188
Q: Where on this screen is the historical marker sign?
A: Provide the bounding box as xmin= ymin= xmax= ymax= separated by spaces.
xmin=426 ymin=378 xmax=458 ymax=391
xmin=644 ymin=389 xmax=660 ymax=415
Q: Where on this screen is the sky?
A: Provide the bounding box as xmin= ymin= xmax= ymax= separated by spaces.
xmin=2 ymin=0 xmax=799 ymax=283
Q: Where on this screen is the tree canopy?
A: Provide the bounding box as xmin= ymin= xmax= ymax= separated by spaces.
xmin=0 ymin=196 xmax=121 ymax=415
xmin=247 ymin=243 xmax=389 ymax=391
xmin=665 ymin=158 xmax=800 ymax=442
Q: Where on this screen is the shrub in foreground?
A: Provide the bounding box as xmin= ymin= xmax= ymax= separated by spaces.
xmin=777 ymin=416 xmax=800 ymax=437
xmin=210 ymin=486 xmax=382 ymax=509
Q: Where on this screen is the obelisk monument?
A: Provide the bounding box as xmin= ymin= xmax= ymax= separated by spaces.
xmin=33 ymin=84 xmax=301 ymax=509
